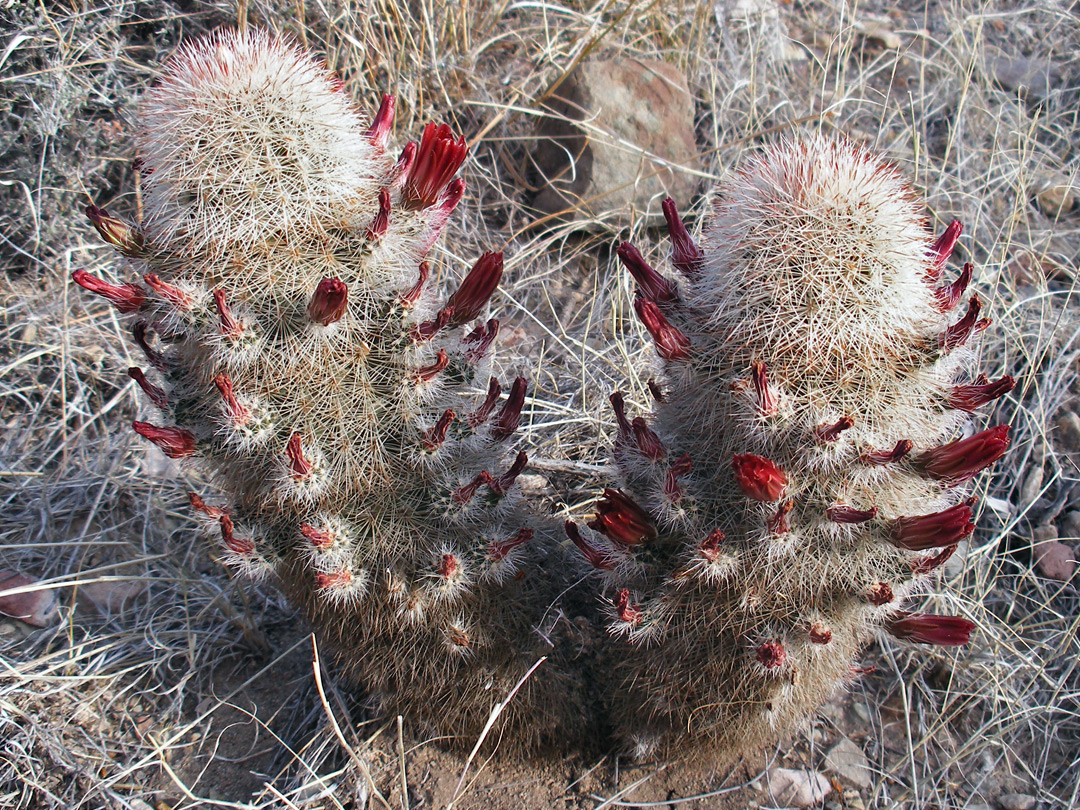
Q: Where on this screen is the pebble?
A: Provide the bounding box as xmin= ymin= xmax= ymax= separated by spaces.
xmin=0 ymin=570 xmax=59 ymax=627
xmin=1060 ymin=510 xmax=1080 ymax=541
xmin=1055 ymin=410 xmax=1080 ymax=456
xmin=1036 ymin=178 xmax=1075 ymax=218
xmin=765 ymin=767 xmax=832 ymax=808
xmin=997 ymin=794 xmax=1036 ymax=810
xmin=1034 ymin=540 xmax=1077 ymax=581
xmin=991 ymin=56 xmax=1062 ymax=102
xmin=825 ymin=737 xmax=872 ymax=789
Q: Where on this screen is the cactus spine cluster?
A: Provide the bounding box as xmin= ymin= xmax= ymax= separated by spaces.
xmin=74 ymin=29 xmax=580 ymax=748
xmin=567 ymin=137 xmax=1012 ymax=757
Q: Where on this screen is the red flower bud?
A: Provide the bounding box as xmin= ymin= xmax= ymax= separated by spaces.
xmin=866 ymin=581 xmax=894 ymax=605
xmin=85 ymin=204 xmax=144 ymax=257
xmin=826 ymin=504 xmax=878 ymax=524
xmin=756 ymin=640 xmax=786 ymax=669
xmin=495 ymin=450 xmax=528 ymax=493
xmin=699 ymin=528 xmax=725 ymax=561
xmin=143 ymin=273 xmax=193 ymax=309
xmin=452 ymin=471 xmax=495 ymax=505
xmin=416 ymin=348 xmax=449 ymax=382
xmin=614 ymin=589 xmax=642 ymax=625
xmin=861 ymin=439 xmax=913 ymax=466
xmin=815 ymin=416 xmax=854 ymax=443
xmin=942 ymin=295 xmax=991 ymax=352
xmin=366 ymin=188 xmax=391 ymax=241
xmin=412 ymin=306 xmax=454 ymax=342
xmin=127 ymin=367 xmax=168 ymax=409
xmin=610 ymin=392 xmax=632 ymax=442
xmin=928 ymin=220 xmax=963 ymax=282
xmin=490 ymin=377 xmax=526 ymax=441
xmin=751 ymin=361 xmax=777 ymax=416
xmin=808 ymin=623 xmax=832 ymax=644
xmin=365 ymin=93 xmax=396 ymax=148
xmin=219 ymin=514 xmax=254 ymax=555
xmin=132 ymin=322 xmax=167 ymax=371
xmin=916 ymin=425 xmax=1011 ymax=483
xmin=316 ymin=569 xmax=353 ymax=590
xmin=565 ymin=521 xmax=613 ymax=570
xmin=401 ymin=261 xmax=430 ymax=307
xmin=934 ymin=261 xmax=972 ymax=312
xmin=732 ymin=454 xmax=787 ymax=501
xmin=189 ymin=492 xmax=228 ymax=519
xmin=308 ymin=277 xmax=348 ymax=326
xmin=888 ymin=612 xmax=975 ymax=646
xmin=662 ymin=197 xmax=704 ymax=278
xmin=910 ymin=544 xmax=959 ymax=575
xmin=664 ymin=453 xmax=693 ymax=503
xmin=631 ymin=417 xmax=665 ymax=460
xmin=423 ymin=409 xmax=455 ymax=452
xmin=301 ymin=523 xmax=334 ymax=550
xmin=647 ymin=379 xmax=664 ymax=402
xmin=633 ymin=298 xmax=690 ymax=360
xmin=948 ymin=375 xmax=1015 ymax=412
xmin=588 ymin=489 xmax=657 ymax=546
xmin=469 ymin=378 xmax=502 ymax=428
xmin=132 ymin=421 xmax=195 ymax=458
xmin=489 ymin=528 xmax=533 ymax=561
xmin=446 ymin=252 xmax=503 ymax=325
xmin=616 ymin=241 xmax=677 ymax=302
xmin=214 ymin=372 xmax=250 ymax=426
xmin=394 ymin=141 xmax=417 ymax=185
xmin=286 ymin=433 xmax=313 ymax=480
xmin=439 ymin=553 xmax=459 ymax=580
xmin=464 ymin=318 xmax=499 ymax=363
xmin=768 ymin=500 xmax=794 ymax=534
xmin=402 ymin=123 xmax=469 ymax=209
xmin=72 ymin=269 xmax=145 ymax=313
xmin=212 ymin=290 xmax=244 ymax=339
xmin=890 ymin=503 xmax=975 ymax=550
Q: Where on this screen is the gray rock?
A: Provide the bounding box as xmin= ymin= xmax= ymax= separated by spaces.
xmin=1060 ymin=510 xmax=1080 ymax=541
xmin=531 ymin=58 xmax=700 ymax=227
xmin=1036 ymin=176 xmax=1076 ymax=218
xmin=997 ymin=794 xmax=1036 ymax=810
xmin=825 ymin=737 xmax=872 ymax=789
xmin=1034 ymin=539 xmax=1077 ymax=582
xmin=1055 ymin=410 xmax=1080 ymax=456
xmin=991 ymin=55 xmax=1062 ymax=102
xmin=765 ymin=767 xmax=832 ymax=807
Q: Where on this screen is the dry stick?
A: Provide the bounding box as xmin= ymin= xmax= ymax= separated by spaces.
xmin=397 ymin=715 xmax=409 ymax=810
xmin=310 ymin=635 xmax=392 ymax=810
xmin=446 ymin=656 xmax=548 ymax=809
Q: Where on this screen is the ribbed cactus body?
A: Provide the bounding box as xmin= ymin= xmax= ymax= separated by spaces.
xmin=76 ymin=30 xmax=580 ymax=748
xmin=576 ymin=137 xmax=1011 ymax=757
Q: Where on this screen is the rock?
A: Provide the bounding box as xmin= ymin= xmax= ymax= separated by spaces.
xmin=1060 ymin=510 xmax=1080 ymax=541
xmin=1035 ymin=177 xmax=1075 ymax=218
xmin=997 ymin=794 xmax=1036 ymax=810
xmin=0 ymin=570 xmax=59 ymax=627
xmin=1033 ymin=539 xmax=1076 ymax=582
xmin=825 ymin=737 xmax=872 ymax=789
xmin=854 ymin=19 xmax=902 ymax=49
xmin=765 ymin=767 xmax=832 ymax=807
xmin=1055 ymin=410 xmax=1080 ymax=456
xmin=842 ymin=789 xmax=867 ymax=810
xmin=79 ymin=579 xmax=147 ymax=613
xmin=991 ymin=55 xmax=1062 ymax=102
xmin=1019 ymin=464 xmax=1044 ymax=507
xmin=531 ymin=58 xmax=700 ymax=227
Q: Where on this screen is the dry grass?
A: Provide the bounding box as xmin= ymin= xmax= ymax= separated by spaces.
xmin=1 ymin=0 xmax=1078 ymax=807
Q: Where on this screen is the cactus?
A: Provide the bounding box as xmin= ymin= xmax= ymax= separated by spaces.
xmin=74 ymin=29 xmax=582 ymax=749
xmin=569 ymin=136 xmax=1013 ymax=758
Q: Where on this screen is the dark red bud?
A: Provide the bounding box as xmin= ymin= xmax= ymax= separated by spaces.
xmin=631 ymin=417 xmax=665 ymax=460
xmin=751 ymin=362 xmax=777 ymax=416
xmin=815 ymin=416 xmax=854 ymax=443
xmin=699 ymin=528 xmax=725 ymax=561
xmin=489 ymin=528 xmax=533 ymax=561
xmin=189 ymin=492 xmax=228 ymax=519
xmin=401 ymin=261 xmax=430 ymax=307
xmin=143 ymin=273 xmax=193 ymax=309
xmin=910 ymin=544 xmax=959 ymax=575
xmin=132 ymin=322 xmax=167 ymax=371
xmin=768 ymin=500 xmax=794 ymax=534
xmin=286 ymin=433 xmax=313 ymax=480
xmin=214 ymin=372 xmax=250 ymax=426
xmin=588 ymin=488 xmax=658 ymax=546
xmin=867 ymin=581 xmax=894 ymax=605
xmin=394 ymin=141 xmax=417 ymax=184
xmin=732 ymin=454 xmax=787 ymax=501
xmin=808 ymin=623 xmax=832 ymax=644
xmin=916 ymin=425 xmax=1011 ymax=483
xmin=826 ymin=504 xmax=878 ymax=524
xmin=756 ymin=640 xmax=786 ymax=669
xmin=891 ymin=503 xmax=974 ymax=550
xmin=316 ymin=570 xmax=353 ymax=590
xmin=565 ymin=521 xmax=613 ymax=570
xmin=308 ymin=277 xmax=348 ymax=326
xmin=662 ymin=197 xmax=704 ymax=278
xmin=412 ymin=306 xmax=454 ymax=342
xmin=402 ymin=123 xmax=469 ymax=209
xmin=85 ymin=204 xmax=145 ymax=257
xmin=468 ymin=378 xmax=502 ymax=428
xmin=610 ymin=392 xmax=632 ymax=442
xmin=634 ymin=298 xmax=690 ymax=360
xmin=301 ymin=523 xmax=334 ymax=550
xmin=132 ymin=421 xmax=195 ymax=458
xmin=367 ymin=188 xmax=392 ymax=241
xmin=212 ymin=290 xmax=244 ymax=339
xmin=417 ymin=349 xmax=449 ymax=382
xmin=452 ymin=471 xmax=494 ymax=505
xmin=219 ymin=514 xmax=254 ymax=554
xmin=663 ymin=453 xmax=693 ymax=503
xmin=365 ymin=93 xmax=396 ymax=148
xmin=647 ymin=379 xmax=664 ymax=402
xmin=928 ymin=220 xmax=963 ymax=281
xmin=616 ymin=241 xmax=677 ymax=302
xmin=888 ymin=612 xmax=975 ymax=646
xmin=127 ymin=367 xmax=168 ymax=409
xmin=490 ymin=377 xmax=526 ymax=441
xmin=423 ymin=409 xmax=455 ymax=451
xmin=935 ymin=261 xmax=972 ymax=311
xmin=464 ymin=318 xmax=499 ymax=363
xmin=446 ymin=252 xmax=503 ymax=325
xmin=495 ymin=450 xmax=528 ymax=493
xmin=949 ymin=375 xmax=1016 ymax=412
xmin=614 ymin=589 xmax=642 ymax=625
xmin=439 ymin=553 xmax=459 ymax=579
xmin=942 ymin=295 xmax=990 ymax=352
xmin=72 ymin=269 xmax=145 ymax=313
xmin=861 ymin=439 xmax=913 ymax=466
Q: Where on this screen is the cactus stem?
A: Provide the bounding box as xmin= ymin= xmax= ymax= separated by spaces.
xmin=617 ymin=241 xmax=677 ymax=302
xmin=888 ymin=612 xmax=975 ymax=646
xmin=732 ymin=454 xmax=787 ymax=502
xmin=127 ymin=367 xmax=169 ymax=409
xmin=400 ymin=261 xmax=430 ymax=307
xmin=422 ymin=409 xmax=455 ymax=451
xmin=861 ymin=439 xmax=913 ymax=466
xmin=132 ymin=420 xmax=195 ymax=458
xmin=915 ymin=425 xmax=1011 ymax=483
xmin=446 ymin=252 xmax=503 ymax=325
xmin=826 ymin=504 xmax=878 ymax=524
xmin=633 ymin=298 xmax=690 ymax=360
xmin=661 ymin=197 xmax=704 ymax=279
xmin=366 ymin=188 xmax=391 ymax=241
xmin=416 ymin=349 xmax=449 ymax=382
xmin=144 ymin=273 xmax=194 ymax=309
xmin=949 ymin=374 xmax=1016 ymax=412
xmin=490 ymin=377 xmax=526 ymax=441
xmin=468 ymin=378 xmax=502 ymax=427
xmin=212 ymin=290 xmax=244 ymax=339
xmin=365 ymin=93 xmax=396 ymax=148
xmin=589 ymin=489 xmax=658 ymax=546
xmin=402 ymin=123 xmax=469 ymax=210
xmin=72 ymin=269 xmax=145 ymax=313
xmin=815 ymin=416 xmax=854 ymax=443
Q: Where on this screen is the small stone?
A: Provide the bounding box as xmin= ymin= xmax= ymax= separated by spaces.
xmin=531 ymin=58 xmax=700 ymax=228
xmin=1060 ymin=510 xmax=1080 ymax=541
xmin=1019 ymin=464 xmax=1045 ymax=507
xmin=842 ymin=791 xmax=867 ymax=810
xmin=1036 ymin=178 xmax=1075 ymax=218
xmin=1055 ymin=410 xmax=1080 ymax=456
xmin=825 ymin=737 xmax=872 ymax=789
xmin=1033 ymin=539 xmax=1076 ymax=582
xmin=852 ymin=701 xmax=871 ymax=724
xmin=765 ymin=767 xmax=832 ymax=808
xmin=79 ymin=579 xmax=148 ymax=613
xmin=997 ymin=794 xmax=1036 ymax=810
xmin=991 ymin=55 xmax=1062 ymax=102
xmin=855 ymin=19 xmax=902 ymax=49
xmin=0 ymin=570 xmax=59 ymax=627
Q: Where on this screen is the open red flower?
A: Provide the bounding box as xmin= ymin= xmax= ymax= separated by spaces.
xmin=588 ymin=489 xmax=657 ymax=546
xmin=402 ymin=123 xmax=469 ymax=209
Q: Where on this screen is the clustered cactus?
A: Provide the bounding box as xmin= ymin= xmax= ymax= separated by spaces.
xmin=565 ymin=136 xmax=1012 ymax=757
xmin=74 ymin=30 xmax=1010 ymax=761
xmin=74 ymin=29 xmax=581 ymax=748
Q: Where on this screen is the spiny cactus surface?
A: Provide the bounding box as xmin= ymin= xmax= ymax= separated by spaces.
xmin=569 ymin=136 xmax=1012 ymax=758
xmin=75 ymin=29 xmax=581 ymax=749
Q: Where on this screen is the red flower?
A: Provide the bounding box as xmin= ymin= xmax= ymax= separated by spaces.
xmin=916 ymin=425 xmax=1011 ymax=483
xmin=633 ymin=298 xmax=690 ymax=360
xmin=308 ymin=277 xmax=348 ymax=326
xmin=212 ymin=290 xmax=244 ymax=339
xmin=826 ymin=504 xmax=878 ymax=524
xmin=366 ymin=188 xmax=391 ymax=241
xmin=756 ymin=640 xmax=786 ymax=669
xmin=732 ymin=454 xmax=787 ymax=501
xmin=423 ymin=409 xmax=455 ymax=451
xmin=214 ymin=372 xmax=250 ymax=426
xmin=565 ymin=521 xmax=613 ymax=570
xmin=663 ymin=453 xmax=693 ymax=503
xmin=490 ymin=377 xmax=526 ymax=441
xmin=402 ymin=123 xmax=469 ymax=209
xmin=85 ymin=204 xmax=144 ymax=257
xmin=948 ymin=375 xmax=1015 ymax=412
xmin=72 ymin=269 xmax=144 ymax=313
xmin=890 ymin=503 xmax=974 ymax=550
xmin=614 ymin=589 xmax=642 ymax=625
xmin=489 ymin=528 xmax=533 ymax=561
xmin=400 ymin=261 xmax=429 ymax=307
xmin=662 ymin=197 xmax=704 ymax=278
xmin=751 ymin=362 xmax=777 ymax=416
xmin=588 ymin=489 xmax=657 ymax=546
xmin=219 ymin=515 xmax=254 ymax=554
xmin=616 ymin=241 xmax=677 ymax=302
xmin=815 ymin=416 xmax=854 ymax=443
xmin=446 ymin=252 xmax=503 ymax=325
xmin=928 ymin=219 xmax=963 ymax=281
xmin=143 ymin=273 xmax=193 ymax=309
xmin=468 ymin=378 xmax=502 ymax=428
xmin=610 ymin=392 xmax=632 ymax=442
xmin=861 ymin=440 xmax=913 ymax=466
xmin=941 ymin=295 xmax=991 ymax=352
xmin=285 ymin=434 xmax=314 ymax=480
xmin=416 ymin=349 xmax=449 ymax=382
xmin=132 ymin=421 xmax=195 ymax=458
xmin=631 ymin=417 xmax=665 ymax=460
xmin=934 ymin=261 xmax=972 ymax=312
xmin=888 ymin=612 xmax=975 ymax=646
xmin=365 ymin=93 xmax=396 ymax=149
xmin=301 ymin=523 xmax=334 ymax=550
